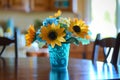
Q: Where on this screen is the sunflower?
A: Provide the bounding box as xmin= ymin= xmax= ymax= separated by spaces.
xmin=54 ymin=10 xmax=62 ymax=17
xmin=25 ymin=25 xmax=36 ymax=46
xmin=49 ymin=10 xmax=62 ymax=18
xmin=69 ymin=18 xmax=89 ymax=38
xmin=40 ymin=23 xmax=66 ymax=48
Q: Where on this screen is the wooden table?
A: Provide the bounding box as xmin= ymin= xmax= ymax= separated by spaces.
xmin=0 ymin=57 xmax=120 ymax=80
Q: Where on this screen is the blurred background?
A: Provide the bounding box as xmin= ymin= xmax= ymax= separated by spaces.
xmin=0 ymin=0 xmax=119 ymax=59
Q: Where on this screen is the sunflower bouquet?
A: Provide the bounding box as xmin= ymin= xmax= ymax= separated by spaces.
xmin=25 ymin=10 xmax=91 ymax=48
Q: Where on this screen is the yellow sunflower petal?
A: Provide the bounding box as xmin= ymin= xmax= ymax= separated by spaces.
xmin=51 ymin=42 xmax=55 ymax=48
xmin=54 ymin=10 xmax=62 ymax=17
xmin=58 ymin=37 xmax=66 ymax=42
xmin=55 ymin=40 xmax=62 ymax=46
xmin=25 ymin=25 xmax=36 ymax=46
xmin=49 ymin=10 xmax=62 ymax=18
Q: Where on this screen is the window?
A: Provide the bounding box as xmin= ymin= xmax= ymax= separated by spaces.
xmin=89 ymin=0 xmax=117 ymax=40
xmin=88 ymin=0 xmax=117 ymax=63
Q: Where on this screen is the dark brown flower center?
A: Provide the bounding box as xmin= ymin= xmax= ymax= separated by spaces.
xmin=48 ymin=31 xmax=57 ymax=40
xmin=73 ymin=25 xmax=81 ymax=33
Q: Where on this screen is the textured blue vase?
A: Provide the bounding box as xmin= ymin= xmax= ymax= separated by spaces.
xmin=48 ymin=43 xmax=70 ymax=70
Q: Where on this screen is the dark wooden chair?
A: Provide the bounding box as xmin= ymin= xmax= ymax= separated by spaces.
xmin=92 ymin=33 xmax=120 ymax=65
xmin=0 ymin=27 xmax=18 ymax=58
xmin=111 ymin=33 xmax=120 ymax=65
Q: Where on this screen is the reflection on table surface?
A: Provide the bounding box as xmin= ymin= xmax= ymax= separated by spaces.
xmin=0 ymin=57 xmax=120 ymax=80
xmin=50 ymin=69 xmax=69 ymax=80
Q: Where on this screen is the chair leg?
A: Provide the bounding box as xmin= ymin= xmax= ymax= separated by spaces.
xmin=15 ymin=43 xmax=18 ymax=58
xmin=14 ymin=27 xmax=18 ymax=58
xmin=0 ymin=46 xmax=6 ymax=56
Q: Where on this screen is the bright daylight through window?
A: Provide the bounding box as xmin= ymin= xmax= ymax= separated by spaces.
xmin=90 ymin=0 xmax=117 ymax=40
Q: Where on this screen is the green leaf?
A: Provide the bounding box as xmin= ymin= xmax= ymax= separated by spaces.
xmin=66 ymin=37 xmax=79 ymax=45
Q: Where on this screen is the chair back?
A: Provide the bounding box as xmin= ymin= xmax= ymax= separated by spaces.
xmin=92 ymin=33 xmax=120 ymax=65
xmin=0 ymin=28 xmax=18 ymax=58
xmin=111 ymin=33 xmax=120 ymax=65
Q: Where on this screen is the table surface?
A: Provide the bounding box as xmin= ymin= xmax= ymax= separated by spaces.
xmin=0 ymin=57 xmax=120 ymax=80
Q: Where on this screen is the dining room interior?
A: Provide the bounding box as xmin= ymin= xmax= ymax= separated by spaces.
xmin=1 ymin=0 xmax=120 ymax=80
xmin=0 ymin=0 xmax=120 ymax=61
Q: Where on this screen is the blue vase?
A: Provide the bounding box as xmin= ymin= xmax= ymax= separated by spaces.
xmin=48 ymin=43 xmax=70 ymax=70
xmin=49 ymin=69 xmax=69 ymax=80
